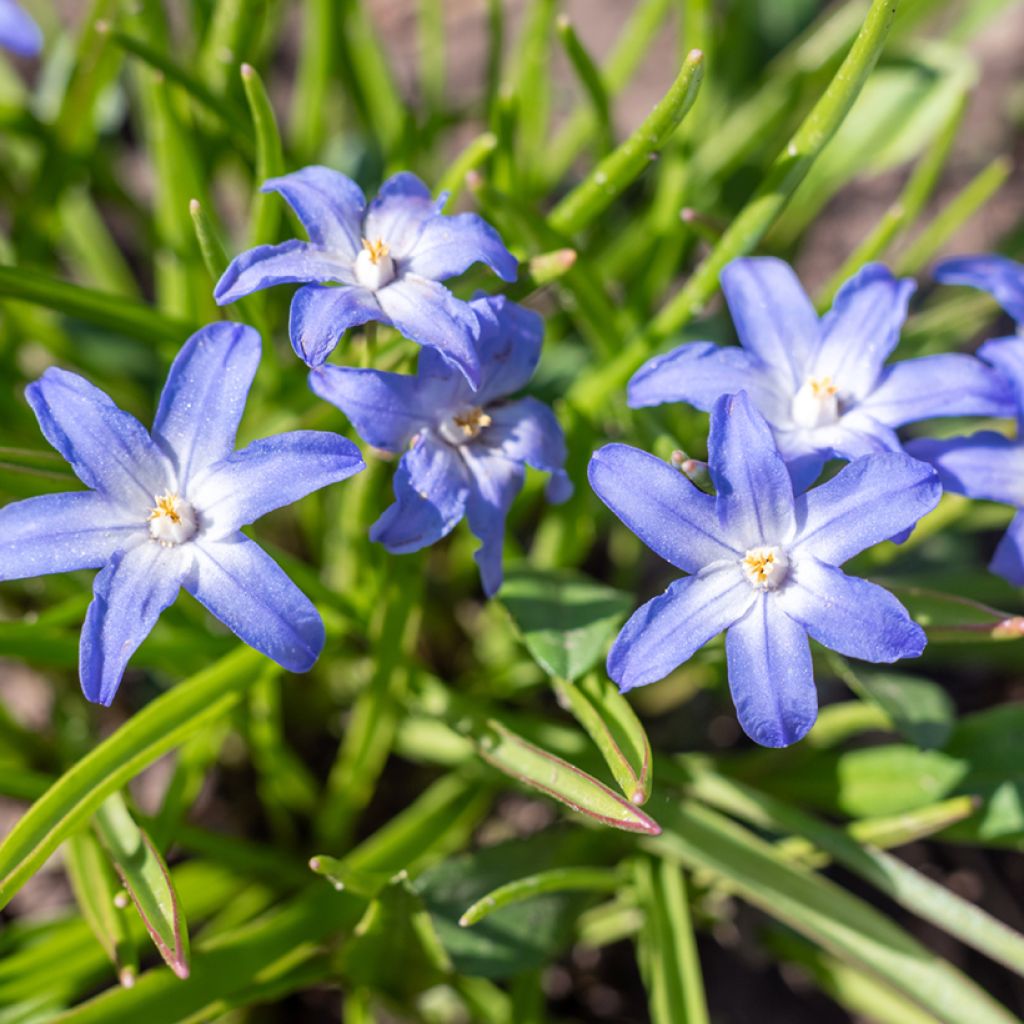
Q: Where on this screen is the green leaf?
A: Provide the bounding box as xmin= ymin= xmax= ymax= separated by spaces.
xmin=476 ymin=718 xmax=660 ymax=835
xmin=0 ymin=646 xmax=265 ymax=909
xmin=240 ymin=62 xmax=286 ymax=247
xmin=500 ymin=566 xmax=633 ymax=682
xmin=93 ymin=794 xmax=190 ymax=979
xmin=553 ymin=672 xmax=653 ymax=804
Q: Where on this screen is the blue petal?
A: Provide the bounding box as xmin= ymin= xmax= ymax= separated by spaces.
xmin=0 ymin=492 xmax=141 ymax=581
xmin=376 ymin=276 xmax=482 ymax=389
xmin=979 ymin=336 xmax=1024 ymax=427
xmin=858 ymin=353 xmax=1014 ymax=428
xmin=363 ymin=173 xmax=437 ymax=258
xmin=288 ymin=284 xmax=382 ymax=366
xmin=192 ymin=431 xmax=364 ymax=537
xmin=725 ymin=595 xmax=817 ymax=748
xmin=627 ymin=341 xmax=784 ymax=415
xmin=371 ymin=438 xmax=469 ymax=553
xmin=185 ymin=535 xmax=324 ymax=672
xmin=153 ymin=322 xmax=261 ymax=483
xmin=708 ymin=392 xmax=796 ymax=548
xmin=588 ymin=444 xmax=738 ymax=574
xmin=26 ymin=368 xmax=170 ymax=511
xmin=214 ymin=240 xmax=353 ymax=305
xmin=720 ymin=258 xmax=819 ymax=390
xmin=812 ymin=264 xmax=915 ymax=398
xmin=462 ymin=448 xmax=525 ymax=596
xmin=608 ymin=564 xmax=752 ymax=692
xmin=905 ymin=432 xmax=1024 ymax=506
xmin=80 ymin=541 xmax=188 ymax=705
xmin=470 ymin=295 xmax=543 ymax=404
xmin=405 ymin=212 xmax=517 ymax=283
xmin=0 ymin=0 xmax=42 ymax=56
xmin=487 ymin=397 xmax=566 ymax=474
xmin=308 ymin=364 xmax=445 ymax=452
xmin=814 ymin=411 xmax=902 ymax=461
xmin=935 ymin=255 xmax=1024 ymax=324
xmin=990 ymin=511 xmax=1024 ymax=586
xmin=261 ymin=166 xmax=366 ymax=257
xmin=778 ymin=556 xmax=925 ymax=662
xmin=793 ymin=452 xmax=940 ymax=565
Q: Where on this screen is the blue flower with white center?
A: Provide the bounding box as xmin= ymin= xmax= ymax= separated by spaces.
xmin=0 ymin=0 xmax=41 ymax=56
xmin=589 ymin=391 xmax=940 ymax=747
xmin=214 ymin=167 xmax=518 ymax=389
xmin=0 ymin=322 xmax=364 ymax=706
xmin=935 ymin=254 xmax=1024 ymax=327
xmin=628 ymin=257 xmax=1014 ymax=490
xmin=309 ymin=295 xmax=571 ymax=596
xmin=907 ymin=336 xmax=1024 ymax=586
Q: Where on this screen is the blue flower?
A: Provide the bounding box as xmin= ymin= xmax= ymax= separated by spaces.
xmin=0 ymin=0 xmax=42 ymax=56
xmin=907 ymin=336 xmax=1024 ymax=586
xmin=215 ymin=167 xmax=517 ymax=389
xmin=0 ymin=323 xmax=364 ymax=705
xmin=309 ymin=295 xmax=571 ymax=596
xmin=589 ymin=391 xmax=940 ymax=747
xmin=628 ymin=258 xmax=1013 ymax=489
xmin=935 ymin=254 xmax=1024 ymax=326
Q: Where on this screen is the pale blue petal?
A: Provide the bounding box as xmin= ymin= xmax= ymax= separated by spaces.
xmin=308 ymin=364 xmax=443 ymax=452
xmin=725 ymin=595 xmax=817 ymax=748
xmin=26 ymin=368 xmax=170 ymax=511
xmin=608 ymin=563 xmax=752 ymax=692
xmin=405 ymin=212 xmax=517 ymax=283
xmin=588 ymin=444 xmax=738 ymax=573
xmin=261 ymin=166 xmax=366 ymax=257
xmin=778 ymin=557 xmax=925 ymax=662
xmin=486 ymin=397 xmax=566 ymax=473
xmin=0 ymin=0 xmax=42 ymax=56
xmin=80 ymin=541 xmax=188 ymax=705
xmin=720 ymin=258 xmax=819 ymax=390
xmin=376 ymin=276 xmax=482 ymax=388
xmin=288 ymin=284 xmax=382 ymax=367
xmin=905 ymin=432 xmax=1024 ymax=507
xmin=812 ymin=264 xmax=915 ymax=398
xmin=859 ymin=353 xmax=1014 ymax=428
xmin=470 ymin=295 xmax=543 ymax=404
xmin=371 ymin=438 xmax=469 ymax=553
xmin=708 ymin=392 xmax=796 ymax=548
xmin=363 ymin=173 xmax=437 ymax=258
xmin=0 ymin=492 xmax=141 ymax=580
xmin=185 ymin=535 xmax=324 ymax=672
xmin=935 ymin=255 xmax=1024 ymax=324
xmin=214 ymin=240 xmax=353 ymax=305
xmin=990 ymin=511 xmax=1024 ymax=586
xmin=793 ymin=452 xmax=941 ymax=565
xmin=191 ymin=432 xmax=364 ymax=537
xmin=153 ymin=322 xmax=261 ymax=483
xmin=979 ymin=336 xmax=1024 ymax=426
xmin=462 ymin=447 xmax=525 ymax=596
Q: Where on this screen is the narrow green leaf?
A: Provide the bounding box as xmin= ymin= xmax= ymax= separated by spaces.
xmin=240 ymin=62 xmax=285 ymax=247
xmin=459 ymin=866 xmax=619 ymax=927
xmin=0 ymin=646 xmax=264 ymax=909
xmin=500 ymin=566 xmax=633 ymax=682
xmin=93 ymin=793 xmax=190 ymax=979
xmin=64 ymin=830 xmax=139 ymax=989
xmin=549 ymin=49 xmax=704 ymax=237
xmin=553 ymin=672 xmax=653 ymax=805
xmin=510 ymin=0 xmax=557 ymax=187
xmin=555 ymin=15 xmax=613 ymax=155
xmin=633 ymin=857 xmax=709 ymax=1024
xmin=290 ymin=0 xmax=336 ymax=160
xmin=418 ymin=0 xmax=446 ymax=116
xmin=436 ymin=131 xmax=498 ymax=206
xmin=477 ymin=719 xmax=660 ymax=835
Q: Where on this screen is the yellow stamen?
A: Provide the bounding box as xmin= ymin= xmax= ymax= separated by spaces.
xmin=361 ymin=237 xmax=390 ymax=265
xmin=743 ymin=550 xmax=775 ymax=584
xmin=452 ymin=407 xmax=492 ymax=439
xmin=808 ymin=375 xmax=838 ymax=398
xmin=148 ymin=493 xmax=183 ymax=524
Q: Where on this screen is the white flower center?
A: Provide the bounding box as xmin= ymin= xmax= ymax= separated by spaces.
xmin=147 ymin=492 xmax=198 ymax=546
xmin=742 ymin=545 xmax=789 ymax=591
xmin=353 ymin=237 xmax=396 ymax=290
xmin=438 ymin=407 xmax=492 ymax=446
xmin=791 ymin=375 xmax=840 ymax=429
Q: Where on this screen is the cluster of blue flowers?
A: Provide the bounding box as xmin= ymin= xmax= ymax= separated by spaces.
xmin=2 ymin=145 xmax=1023 ymax=749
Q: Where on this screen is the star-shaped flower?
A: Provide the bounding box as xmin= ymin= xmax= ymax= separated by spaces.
xmin=214 ymin=167 xmax=517 ymax=389
xmin=309 ymin=295 xmax=571 ymax=596
xmin=0 ymin=0 xmax=41 ymax=56
xmin=628 ymin=258 xmax=1013 ymax=489
xmin=590 ymin=391 xmax=940 ymax=747
xmin=0 ymin=323 xmax=364 ymax=705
